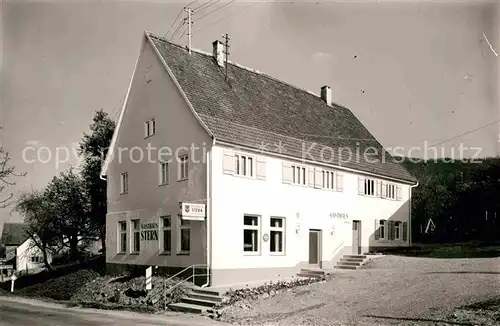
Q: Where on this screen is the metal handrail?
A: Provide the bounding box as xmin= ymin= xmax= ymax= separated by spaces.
xmin=162 ymin=264 xmax=210 ymax=310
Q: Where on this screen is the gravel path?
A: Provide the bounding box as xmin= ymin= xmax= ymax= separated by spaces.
xmin=220 ymin=255 xmax=500 ymax=325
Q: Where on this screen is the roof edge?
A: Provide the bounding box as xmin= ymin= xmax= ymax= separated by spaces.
xmin=145 ymin=31 xmax=214 ymax=139
xmin=146 ymin=32 xmax=344 ymax=111
xmin=100 ymin=34 xmax=144 ymax=177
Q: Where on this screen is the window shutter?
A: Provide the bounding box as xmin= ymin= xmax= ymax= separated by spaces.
xmin=396 ymin=186 xmax=402 ymax=200
xmin=314 ymin=168 xmax=323 ymax=188
xmin=375 ymin=180 xmax=382 ymax=197
xmin=255 ymin=156 xmax=266 ymax=180
xmin=282 ymin=162 xmax=293 ymax=184
xmin=308 ymin=168 xmax=314 ymax=187
xmin=374 ymin=219 xmax=380 ymax=240
xmin=336 ymin=172 xmax=344 ymax=191
xmin=358 ymin=176 xmax=365 ymax=195
xmin=388 ymin=220 xmax=395 ymax=240
xmin=402 ymin=222 xmax=408 ymax=241
xmin=222 ymin=150 xmax=235 ymax=175
xmin=381 ymin=182 xmax=387 ymax=198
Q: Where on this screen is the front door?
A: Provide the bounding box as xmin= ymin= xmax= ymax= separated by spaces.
xmin=308 ymin=230 xmax=321 ymax=267
xmin=352 ymin=220 xmax=362 ymax=255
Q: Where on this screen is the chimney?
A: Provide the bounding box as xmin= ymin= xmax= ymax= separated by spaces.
xmin=212 ymin=40 xmax=224 ymax=67
xmin=321 ymin=85 xmax=332 ymax=106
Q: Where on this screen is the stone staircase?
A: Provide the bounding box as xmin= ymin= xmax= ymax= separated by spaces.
xmin=335 ymin=254 xmax=368 ymax=270
xmin=168 ymin=287 xmax=223 ymax=314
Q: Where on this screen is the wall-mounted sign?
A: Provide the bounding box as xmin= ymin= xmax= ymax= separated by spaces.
xmin=263 ymin=233 xmax=269 ymax=242
xmin=180 ymin=202 xmax=206 ymax=221
xmin=140 ymin=223 xmax=158 ymax=241
xmin=330 ymin=212 xmax=349 ymax=219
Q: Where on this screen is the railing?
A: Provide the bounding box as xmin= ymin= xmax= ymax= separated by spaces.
xmin=161 ymin=264 xmax=210 ymax=310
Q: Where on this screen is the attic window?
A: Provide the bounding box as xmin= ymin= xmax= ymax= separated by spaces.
xmin=145 ymin=118 xmax=155 ymax=138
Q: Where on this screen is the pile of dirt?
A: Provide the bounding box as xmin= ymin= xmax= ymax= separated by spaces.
xmin=70 ymin=274 xmax=190 ymax=310
xmin=16 ymin=269 xmax=100 ymax=301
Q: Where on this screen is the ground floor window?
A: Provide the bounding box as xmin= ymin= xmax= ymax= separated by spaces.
xmin=118 ymin=221 xmax=127 ymax=253
xmin=131 ymin=219 xmax=140 ymax=253
xmin=379 ymin=220 xmax=386 ymax=239
xmin=178 ymin=218 xmax=190 ymax=253
xmin=243 ymin=215 xmax=260 ymax=253
xmin=161 ymin=216 xmax=171 ymax=254
xmin=394 ymin=221 xmax=401 ymax=240
xmin=270 ymin=217 xmax=285 ymax=254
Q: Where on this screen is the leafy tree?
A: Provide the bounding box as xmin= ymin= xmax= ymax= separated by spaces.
xmin=15 ymin=190 xmax=60 ymax=271
xmin=45 ymin=168 xmax=97 ymax=261
xmin=78 ymin=109 xmax=115 ymax=252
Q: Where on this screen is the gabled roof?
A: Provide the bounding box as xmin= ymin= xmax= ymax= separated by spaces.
xmin=1 ymin=222 xmax=29 ymax=246
xmin=102 ymin=31 xmax=417 ymax=184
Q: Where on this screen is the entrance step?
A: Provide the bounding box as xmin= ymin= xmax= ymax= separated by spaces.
xmin=334 ymin=254 xmax=370 ymax=270
xmin=296 ymin=268 xmax=326 ymax=279
xmin=168 ymin=302 xmax=207 ymax=314
xmin=168 ymin=287 xmax=223 ymax=315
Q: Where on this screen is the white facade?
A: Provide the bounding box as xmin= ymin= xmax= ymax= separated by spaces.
xmin=15 ymin=238 xmax=52 ymax=273
xmin=209 ymin=144 xmax=411 ymax=287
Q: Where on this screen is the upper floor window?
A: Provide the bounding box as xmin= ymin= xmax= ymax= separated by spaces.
xmin=178 ymin=155 xmax=188 ymax=180
xmin=292 ymin=165 xmax=306 ymax=185
xmin=145 ymin=118 xmax=155 ymax=138
xmin=385 ymin=183 xmax=396 ymax=199
xmin=235 ymin=154 xmax=253 ymax=177
xmin=159 ymin=161 xmax=169 ymax=185
xmin=364 ymin=178 xmax=376 ymax=196
xmin=322 ymin=170 xmax=335 ymax=190
xmin=120 ymin=172 xmax=128 ymax=194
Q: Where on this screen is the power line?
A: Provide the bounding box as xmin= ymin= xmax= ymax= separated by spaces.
xmin=193 ymin=2 xmax=255 ymax=33
xmin=192 ymin=0 xmax=222 ymax=14
xmin=427 ymin=119 xmax=500 ymax=148
xmin=165 ymin=9 xmax=184 ymax=38
xmin=194 ymin=0 xmax=237 ymax=22
xmin=177 ymin=27 xmax=188 ymax=42
xmin=170 ymin=20 xmax=185 ymax=40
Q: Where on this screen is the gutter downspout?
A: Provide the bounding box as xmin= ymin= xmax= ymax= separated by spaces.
xmin=409 ymin=182 xmax=419 ymax=247
xmin=201 ymin=138 xmax=215 ymax=288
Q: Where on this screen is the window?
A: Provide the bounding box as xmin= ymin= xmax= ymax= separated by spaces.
xmin=235 ymin=154 xmax=253 ymax=177
xmin=292 ymin=165 xmax=306 ymax=185
xmin=30 ymin=256 xmax=41 ymax=263
xmin=364 ymin=178 xmax=375 ymax=196
xmin=270 ymin=217 xmax=285 ymax=254
xmin=118 ymin=221 xmax=127 ymax=253
xmin=178 ymin=155 xmax=188 ymax=180
xmin=322 ymin=170 xmax=335 ymax=190
xmin=178 ymin=218 xmax=190 ymax=253
xmin=394 ymin=221 xmax=401 ymax=240
xmin=145 ymin=118 xmax=155 ymax=138
xmin=159 ymin=162 xmax=169 ymax=185
xmin=243 ymin=215 xmax=260 ymax=253
xmin=131 ymin=219 xmax=140 ymax=253
xmin=161 ymin=216 xmax=171 ymax=253
xmin=379 ymin=220 xmax=386 ymax=239
xmin=120 ymin=173 xmax=128 ymax=194
xmin=386 ymin=183 xmax=396 ymax=199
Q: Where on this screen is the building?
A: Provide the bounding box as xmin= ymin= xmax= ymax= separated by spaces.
xmin=0 ymin=222 xmax=51 ymax=274
xmin=101 ymin=31 xmax=418 ymax=288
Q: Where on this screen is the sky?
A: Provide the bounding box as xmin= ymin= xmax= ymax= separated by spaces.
xmin=1 ymin=0 xmax=499 ymax=226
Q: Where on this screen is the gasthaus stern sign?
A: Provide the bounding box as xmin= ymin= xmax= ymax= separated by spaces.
xmin=180 ymin=202 xmax=206 ymax=221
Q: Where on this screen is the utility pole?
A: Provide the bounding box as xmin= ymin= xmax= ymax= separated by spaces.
xmin=185 ymin=7 xmax=193 ymax=53
xmin=222 ymin=33 xmax=230 ymax=80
